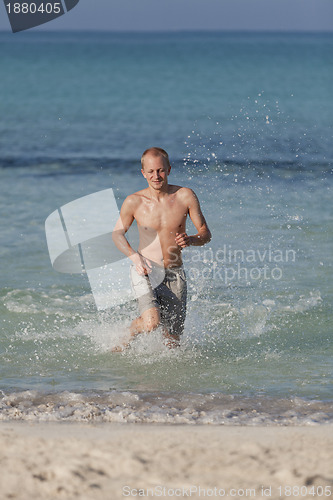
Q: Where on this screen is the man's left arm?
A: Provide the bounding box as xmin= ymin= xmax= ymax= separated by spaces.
xmin=175 ymin=189 xmax=211 ymax=249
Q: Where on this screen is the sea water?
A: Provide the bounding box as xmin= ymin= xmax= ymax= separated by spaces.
xmin=0 ymin=31 xmax=332 ymax=424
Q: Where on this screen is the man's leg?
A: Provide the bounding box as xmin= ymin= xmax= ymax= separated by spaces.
xmin=112 ymin=307 xmax=166 ymax=352
xmin=130 ymin=307 xmax=161 ymax=335
xmin=130 ymin=309 xmax=181 ymax=349
xmin=112 ymin=265 xmax=185 ymax=351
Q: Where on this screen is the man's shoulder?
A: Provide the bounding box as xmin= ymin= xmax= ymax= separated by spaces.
xmin=171 ymin=185 xmax=197 ymax=201
xmin=126 ymin=188 xmax=148 ymax=200
xmin=123 ymin=189 xmax=148 ymax=207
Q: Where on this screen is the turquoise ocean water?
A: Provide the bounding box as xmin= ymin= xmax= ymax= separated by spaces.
xmin=0 ymin=32 xmax=332 ymax=424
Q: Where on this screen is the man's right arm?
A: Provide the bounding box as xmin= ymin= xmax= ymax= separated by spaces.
xmin=112 ymin=195 xmax=136 ymax=257
xmin=112 ymin=195 xmax=151 ymax=275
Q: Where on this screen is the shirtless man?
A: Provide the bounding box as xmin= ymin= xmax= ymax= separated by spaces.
xmin=112 ymin=147 xmax=211 ymax=350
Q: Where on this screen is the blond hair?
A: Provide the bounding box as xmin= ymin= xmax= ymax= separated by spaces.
xmin=141 ymin=147 xmax=170 ymax=169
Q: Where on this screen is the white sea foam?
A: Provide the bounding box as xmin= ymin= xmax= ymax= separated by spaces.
xmin=0 ymin=389 xmax=332 ymax=426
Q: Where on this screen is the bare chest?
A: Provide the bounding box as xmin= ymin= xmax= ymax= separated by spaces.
xmin=134 ymin=198 xmax=188 ymax=232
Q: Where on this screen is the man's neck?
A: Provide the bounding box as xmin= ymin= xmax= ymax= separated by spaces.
xmin=147 ymin=184 xmax=170 ymax=201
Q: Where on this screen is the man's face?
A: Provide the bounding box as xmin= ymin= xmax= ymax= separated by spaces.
xmin=141 ymin=155 xmax=171 ymax=190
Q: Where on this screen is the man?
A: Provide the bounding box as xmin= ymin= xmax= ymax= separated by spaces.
xmin=112 ymin=147 xmax=211 ymax=351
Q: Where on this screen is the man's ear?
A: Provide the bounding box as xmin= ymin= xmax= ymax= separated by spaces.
xmin=167 ymin=165 xmax=171 ymax=175
xmin=141 ymin=169 xmax=146 ymax=178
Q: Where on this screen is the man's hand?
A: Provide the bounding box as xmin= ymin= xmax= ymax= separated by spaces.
xmin=130 ymin=253 xmax=152 ymax=275
xmin=175 ymin=232 xmax=192 ymax=249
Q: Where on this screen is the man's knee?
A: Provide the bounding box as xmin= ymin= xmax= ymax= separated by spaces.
xmin=142 ymin=308 xmax=161 ymax=332
xmin=143 ymin=317 xmax=160 ymax=332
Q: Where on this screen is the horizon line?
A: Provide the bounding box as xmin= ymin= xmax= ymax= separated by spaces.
xmin=0 ymin=28 xmax=333 ymax=34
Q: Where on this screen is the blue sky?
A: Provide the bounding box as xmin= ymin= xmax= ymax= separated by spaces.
xmin=0 ymin=0 xmax=333 ymax=32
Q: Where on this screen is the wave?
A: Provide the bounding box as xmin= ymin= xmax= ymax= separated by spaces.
xmin=0 ymin=389 xmax=332 ymax=425
xmin=0 ymin=156 xmax=331 ymax=178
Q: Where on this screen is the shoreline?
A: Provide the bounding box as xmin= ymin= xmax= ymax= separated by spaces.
xmin=0 ymin=422 xmax=332 ymax=500
xmin=1 ymin=389 xmax=332 ymax=425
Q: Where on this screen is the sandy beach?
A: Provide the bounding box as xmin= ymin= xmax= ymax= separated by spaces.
xmin=0 ymin=423 xmax=332 ymax=500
